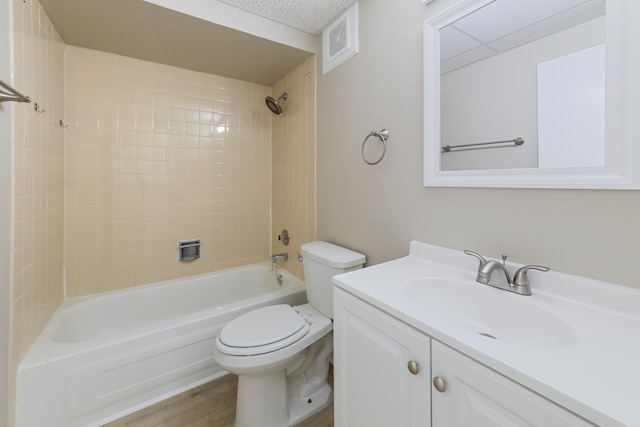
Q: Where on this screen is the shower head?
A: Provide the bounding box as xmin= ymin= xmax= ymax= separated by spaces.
xmin=265 ymin=92 xmax=288 ymax=115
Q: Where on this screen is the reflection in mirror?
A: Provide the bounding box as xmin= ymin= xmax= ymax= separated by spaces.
xmin=423 ymin=0 xmax=640 ymax=189
xmin=440 ymin=0 xmax=605 ymax=171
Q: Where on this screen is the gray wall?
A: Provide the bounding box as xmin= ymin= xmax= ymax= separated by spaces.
xmin=0 ymin=0 xmax=11 ymax=423
xmin=316 ymin=0 xmax=640 ymax=288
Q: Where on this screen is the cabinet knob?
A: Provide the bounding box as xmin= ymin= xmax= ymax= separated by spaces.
xmin=433 ymin=376 xmax=447 ymax=393
xmin=407 ymin=360 xmax=420 ymax=375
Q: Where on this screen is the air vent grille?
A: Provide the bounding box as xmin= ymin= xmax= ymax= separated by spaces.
xmin=322 ymin=2 xmax=359 ymax=74
xmin=329 ymin=19 xmax=348 ymax=57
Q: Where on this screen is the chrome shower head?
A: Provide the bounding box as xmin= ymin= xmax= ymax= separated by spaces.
xmin=265 ymin=92 xmax=288 ymax=115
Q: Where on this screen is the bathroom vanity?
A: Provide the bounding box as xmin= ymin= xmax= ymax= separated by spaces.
xmin=332 ymin=241 xmax=640 ymax=427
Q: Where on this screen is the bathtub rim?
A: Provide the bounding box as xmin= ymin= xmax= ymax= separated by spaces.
xmin=19 ymin=263 xmax=306 ymax=368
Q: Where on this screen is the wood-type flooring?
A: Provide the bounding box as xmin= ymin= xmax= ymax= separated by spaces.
xmin=104 ymin=373 xmax=333 ymax=427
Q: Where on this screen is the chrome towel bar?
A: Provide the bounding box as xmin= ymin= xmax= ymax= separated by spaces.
xmin=442 ymin=137 xmax=524 ymax=153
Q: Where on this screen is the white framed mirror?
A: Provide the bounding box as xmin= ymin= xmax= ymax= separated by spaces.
xmin=423 ymin=0 xmax=640 ymax=189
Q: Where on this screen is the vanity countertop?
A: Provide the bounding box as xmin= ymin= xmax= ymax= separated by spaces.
xmin=333 ymin=241 xmax=640 ymax=427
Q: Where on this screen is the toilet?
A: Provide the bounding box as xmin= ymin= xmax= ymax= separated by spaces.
xmin=213 ymin=241 xmax=365 ymax=427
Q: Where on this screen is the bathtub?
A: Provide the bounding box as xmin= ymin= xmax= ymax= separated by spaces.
xmin=15 ymin=263 xmax=307 ymax=427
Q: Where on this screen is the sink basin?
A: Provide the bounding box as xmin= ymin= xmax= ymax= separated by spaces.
xmin=404 ymin=277 xmax=577 ymax=350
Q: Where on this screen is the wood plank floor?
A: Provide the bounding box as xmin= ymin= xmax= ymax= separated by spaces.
xmin=104 ymin=373 xmax=334 ymax=427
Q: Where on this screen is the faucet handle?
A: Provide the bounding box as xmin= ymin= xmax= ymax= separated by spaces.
xmin=512 ymin=265 xmax=550 ymax=289
xmin=464 ymin=250 xmax=486 ymax=267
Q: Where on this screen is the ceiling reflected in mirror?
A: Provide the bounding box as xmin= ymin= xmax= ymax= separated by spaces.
xmin=440 ymin=0 xmax=605 ymax=74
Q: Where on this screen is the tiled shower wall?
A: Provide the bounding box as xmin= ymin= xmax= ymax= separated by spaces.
xmin=9 ymin=0 xmax=65 ymax=423
xmin=64 ymin=47 xmax=274 ymax=297
xmin=271 ymin=57 xmax=316 ymax=279
xmin=7 ymin=3 xmax=316 ymax=420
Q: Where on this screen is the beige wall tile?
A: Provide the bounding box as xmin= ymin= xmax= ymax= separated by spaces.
xmin=64 ymin=47 xmax=273 ymax=295
xmin=271 ymin=56 xmax=317 ymax=280
xmin=9 ymin=0 xmax=65 ymax=424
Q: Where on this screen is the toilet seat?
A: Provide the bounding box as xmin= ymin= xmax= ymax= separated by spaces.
xmin=217 ymin=304 xmax=310 ymax=356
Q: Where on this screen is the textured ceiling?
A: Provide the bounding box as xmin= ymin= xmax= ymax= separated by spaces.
xmin=440 ymin=0 xmax=606 ymax=74
xmin=217 ymin=0 xmax=356 ymax=35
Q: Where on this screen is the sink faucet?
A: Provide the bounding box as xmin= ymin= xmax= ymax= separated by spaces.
xmin=464 ymin=250 xmax=549 ymax=296
xmin=477 ymin=256 xmax=511 ymax=289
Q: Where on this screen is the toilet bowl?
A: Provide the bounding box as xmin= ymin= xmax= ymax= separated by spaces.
xmin=213 ymin=241 xmax=365 ymax=427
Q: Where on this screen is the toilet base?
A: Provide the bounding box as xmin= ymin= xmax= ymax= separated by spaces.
xmin=233 ymin=334 xmax=334 ymax=427
xmin=288 ymin=382 xmax=332 ymax=426
xmin=233 ymin=373 xmax=332 ymax=427
xmin=235 ymin=371 xmax=289 ymax=427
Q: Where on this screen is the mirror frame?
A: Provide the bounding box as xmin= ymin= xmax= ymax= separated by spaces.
xmin=423 ymin=0 xmax=640 ymax=189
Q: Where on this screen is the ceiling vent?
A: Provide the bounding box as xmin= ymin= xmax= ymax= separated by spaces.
xmin=322 ymin=2 xmax=359 ymax=75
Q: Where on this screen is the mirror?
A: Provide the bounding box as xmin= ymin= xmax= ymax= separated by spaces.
xmin=423 ymin=0 xmax=640 ymax=189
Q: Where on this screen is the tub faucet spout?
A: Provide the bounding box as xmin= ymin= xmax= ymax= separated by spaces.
xmin=271 ymin=253 xmax=288 ymax=267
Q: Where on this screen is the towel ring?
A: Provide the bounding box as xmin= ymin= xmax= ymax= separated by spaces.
xmin=361 ymin=129 xmax=390 ymax=165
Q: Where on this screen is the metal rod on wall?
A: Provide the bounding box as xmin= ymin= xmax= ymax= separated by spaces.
xmin=0 ymin=77 xmax=31 ymax=104
xmin=442 ymin=137 xmax=524 ymax=153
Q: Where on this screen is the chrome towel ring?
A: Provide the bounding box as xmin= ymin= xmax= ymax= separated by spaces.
xmin=361 ymin=129 xmax=390 ymax=165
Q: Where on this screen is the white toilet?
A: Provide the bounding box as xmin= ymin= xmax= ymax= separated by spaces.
xmin=213 ymin=241 xmax=365 ymax=427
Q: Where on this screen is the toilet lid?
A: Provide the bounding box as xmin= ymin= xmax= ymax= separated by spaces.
xmin=217 ymin=304 xmax=310 ymax=356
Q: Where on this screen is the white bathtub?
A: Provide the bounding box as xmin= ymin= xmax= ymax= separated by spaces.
xmin=16 ymin=263 xmax=307 ymax=427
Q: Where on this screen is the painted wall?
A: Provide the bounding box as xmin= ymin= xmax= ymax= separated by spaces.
xmin=316 ymin=0 xmax=640 ymax=288
xmin=64 ymin=47 xmax=273 ymax=296
xmin=9 ymin=0 xmax=66 ymax=424
xmin=271 ymin=56 xmax=317 ymax=279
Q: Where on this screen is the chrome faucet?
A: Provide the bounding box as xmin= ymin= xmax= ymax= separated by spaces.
xmin=464 ymin=250 xmax=549 ymax=296
xmin=271 ymin=252 xmax=288 ymax=267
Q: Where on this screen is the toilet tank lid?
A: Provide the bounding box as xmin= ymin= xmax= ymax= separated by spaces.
xmin=300 ymin=241 xmax=366 ymax=269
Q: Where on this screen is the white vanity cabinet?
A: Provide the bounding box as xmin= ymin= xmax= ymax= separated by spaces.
xmin=334 ymin=288 xmax=594 ymax=427
xmin=431 ymin=341 xmax=594 ymax=427
xmin=333 ymin=288 xmax=431 ymax=427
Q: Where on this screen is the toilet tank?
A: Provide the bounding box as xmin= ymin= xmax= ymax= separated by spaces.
xmin=301 ymin=241 xmax=366 ymax=318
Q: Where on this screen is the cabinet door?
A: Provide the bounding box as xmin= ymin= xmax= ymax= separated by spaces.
xmin=431 ymin=341 xmax=594 ymax=427
xmin=334 ymin=288 xmax=431 ymax=427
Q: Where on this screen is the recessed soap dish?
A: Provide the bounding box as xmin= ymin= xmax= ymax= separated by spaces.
xmin=179 ymin=239 xmax=200 ymax=262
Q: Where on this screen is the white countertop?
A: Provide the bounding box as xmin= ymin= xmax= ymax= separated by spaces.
xmin=333 ymin=241 xmax=640 ymax=427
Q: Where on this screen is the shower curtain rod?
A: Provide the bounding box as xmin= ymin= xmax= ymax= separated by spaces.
xmin=0 ymin=77 xmax=31 ymax=104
